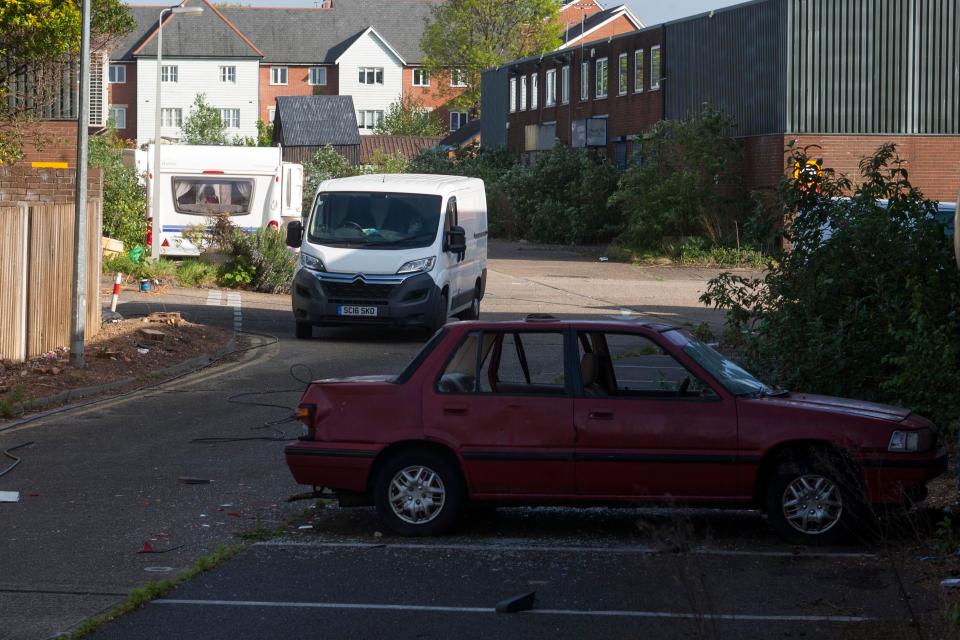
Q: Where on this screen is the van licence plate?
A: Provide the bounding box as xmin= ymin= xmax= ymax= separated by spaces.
xmin=338 ymin=305 xmax=378 ymax=317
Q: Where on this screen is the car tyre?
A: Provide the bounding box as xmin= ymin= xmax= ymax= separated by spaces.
xmin=764 ymin=457 xmax=868 ymax=545
xmin=428 ymin=292 xmax=449 ymax=335
xmin=374 ymin=450 xmax=464 ymax=536
xmin=294 ymin=321 xmax=313 ymax=340
xmin=456 ymin=288 xmax=481 ymax=321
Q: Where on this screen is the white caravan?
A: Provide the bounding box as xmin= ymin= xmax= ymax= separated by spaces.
xmin=142 ymin=144 xmax=303 ymax=257
xmin=285 ymin=174 xmax=488 ymax=338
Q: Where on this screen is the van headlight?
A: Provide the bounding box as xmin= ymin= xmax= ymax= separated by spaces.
xmin=397 ymin=256 xmax=436 ymax=274
xmin=299 ymin=253 xmax=325 ymax=272
xmin=888 ymin=429 xmax=933 ymax=452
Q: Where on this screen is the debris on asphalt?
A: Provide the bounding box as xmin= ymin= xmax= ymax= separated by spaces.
xmin=941 ymin=579 xmax=960 ymax=588
xmin=138 ymin=328 xmax=167 ymax=343
xmin=373 ymin=531 xmax=383 ymax=538
xmin=144 ymin=567 xmax=174 ymax=573
xmin=297 ymin=525 xmax=313 ymax=530
xmin=138 ymin=541 xmax=185 ymax=554
xmin=495 ymin=591 xmax=536 ymax=613
xmin=178 ymin=477 xmax=212 ymax=484
xmin=0 ymin=491 xmax=20 ymax=503
xmin=145 ymin=311 xmax=183 ymax=327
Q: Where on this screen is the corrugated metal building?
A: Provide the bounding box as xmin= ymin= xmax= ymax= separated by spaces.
xmin=483 ymin=0 xmax=960 ymax=200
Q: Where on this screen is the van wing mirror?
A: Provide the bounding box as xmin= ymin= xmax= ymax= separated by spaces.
xmin=286 ymin=220 xmax=304 ymax=249
xmin=445 ymin=225 xmax=467 ymax=260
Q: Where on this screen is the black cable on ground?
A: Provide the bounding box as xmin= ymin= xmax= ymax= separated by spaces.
xmin=0 ymin=442 xmax=35 ymax=479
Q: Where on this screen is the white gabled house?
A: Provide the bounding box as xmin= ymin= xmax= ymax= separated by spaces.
xmin=130 ymin=0 xmax=262 ymax=145
xmin=333 ymin=28 xmax=405 ymax=135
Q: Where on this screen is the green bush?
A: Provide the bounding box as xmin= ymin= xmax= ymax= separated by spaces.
xmin=89 ymin=125 xmax=147 ymax=252
xmin=176 ymin=259 xmax=218 ymax=288
xmin=302 ymin=145 xmax=359 ymax=212
xmin=701 ymin=143 xmax=960 ymax=429
xmin=220 ymin=228 xmax=295 ymax=294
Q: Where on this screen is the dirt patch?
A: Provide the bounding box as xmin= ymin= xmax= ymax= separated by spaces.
xmin=0 ymin=314 xmax=232 ymax=416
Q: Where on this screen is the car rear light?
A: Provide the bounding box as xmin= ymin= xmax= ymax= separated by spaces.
xmin=146 ymin=216 xmax=153 ymax=246
xmin=296 ymin=403 xmax=316 ymax=440
xmin=268 ymin=220 xmax=279 ymax=231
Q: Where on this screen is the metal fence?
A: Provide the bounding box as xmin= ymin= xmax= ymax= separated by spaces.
xmin=0 ymin=201 xmax=102 ymax=362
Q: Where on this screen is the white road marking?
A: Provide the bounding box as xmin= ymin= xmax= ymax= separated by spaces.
xmin=152 ymin=599 xmax=872 ymax=623
xmin=255 ymin=540 xmax=877 ymax=559
xmin=205 ymin=290 xmax=223 ymax=306
xmin=226 ymin=291 xmax=242 ymax=331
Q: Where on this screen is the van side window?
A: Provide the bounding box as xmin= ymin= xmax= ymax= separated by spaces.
xmin=445 ymin=197 xmax=458 ymax=232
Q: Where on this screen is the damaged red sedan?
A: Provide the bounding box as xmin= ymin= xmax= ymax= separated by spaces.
xmin=286 ymin=316 xmax=946 ymax=543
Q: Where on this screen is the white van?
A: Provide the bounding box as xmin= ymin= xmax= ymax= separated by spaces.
xmin=285 ymin=174 xmax=488 ymax=338
xmin=142 ymin=144 xmax=303 ymax=257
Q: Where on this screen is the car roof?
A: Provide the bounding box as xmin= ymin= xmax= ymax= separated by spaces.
xmin=448 ymin=316 xmax=682 ymax=334
xmin=318 ymin=174 xmax=483 ymax=196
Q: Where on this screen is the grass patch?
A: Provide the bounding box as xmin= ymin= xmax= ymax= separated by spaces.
xmin=0 ymin=384 xmax=28 ymax=418
xmin=64 ymin=544 xmax=242 ymax=639
xmin=175 ymin=259 xmax=218 ymax=288
xmin=604 ymin=238 xmax=770 ymax=269
xmin=233 ymin=515 xmax=288 ymax=543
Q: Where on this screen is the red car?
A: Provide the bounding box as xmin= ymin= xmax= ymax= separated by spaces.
xmin=286 ymin=316 xmax=946 ymax=543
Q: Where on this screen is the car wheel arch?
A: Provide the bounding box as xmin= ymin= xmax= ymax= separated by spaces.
xmin=752 ymin=439 xmax=860 ymax=505
xmin=367 ymin=440 xmax=468 ymax=496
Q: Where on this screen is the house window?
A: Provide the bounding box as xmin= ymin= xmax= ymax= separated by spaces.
xmin=450 ymin=111 xmax=469 ymax=132
xmin=595 ymin=57 xmax=608 ymax=98
xmin=413 ymin=69 xmax=429 ymax=87
xmin=580 ymin=61 xmax=589 ymax=101
xmin=109 ymin=106 xmax=126 ymax=129
xmin=358 ymin=110 xmax=384 ymax=129
xmin=561 ymin=65 xmax=570 ymax=104
xmin=161 ymin=108 xmax=182 ymax=127
xmin=450 ymin=68 xmax=467 ymax=87
xmin=271 ymin=66 xmax=288 ymax=85
xmin=220 ymin=108 xmax=240 ymax=129
xmin=618 ymin=53 xmax=628 ymax=95
xmin=161 ymin=65 xmax=178 ymax=83
xmin=634 ymin=49 xmax=644 ymax=93
xmin=509 ymin=77 xmax=517 ymax=113
xmin=108 ymin=65 xmax=126 ymax=84
xmin=267 ymin=106 xmax=276 ymax=123
xmin=520 ymin=75 xmax=527 ymax=110
xmin=530 ymin=73 xmax=538 ymax=109
xmin=359 ymin=67 xmax=384 ymax=85
xmin=651 ymin=45 xmax=662 ymax=90
xmin=309 ymin=67 xmax=327 ymax=86
xmin=220 ymin=66 xmax=236 ymax=83
xmin=545 ymin=69 xmax=556 ymax=107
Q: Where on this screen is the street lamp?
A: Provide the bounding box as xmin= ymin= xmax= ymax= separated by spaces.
xmin=151 ymin=4 xmax=204 ymax=260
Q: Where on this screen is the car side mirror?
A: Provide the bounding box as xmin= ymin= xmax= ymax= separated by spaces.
xmin=286 ymin=220 xmax=303 ymax=249
xmin=445 ymin=225 xmax=466 ymax=258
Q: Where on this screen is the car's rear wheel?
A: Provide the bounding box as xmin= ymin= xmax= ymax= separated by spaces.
xmin=294 ymin=321 xmax=313 ymax=340
xmin=764 ymin=458 xmax=867 ymax=545
xmin=374 ymin=450 xmax=463 ymax=536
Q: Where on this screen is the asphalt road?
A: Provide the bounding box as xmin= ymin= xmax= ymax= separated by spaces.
xmin=0 ymin=245 xmax=943 ymax=639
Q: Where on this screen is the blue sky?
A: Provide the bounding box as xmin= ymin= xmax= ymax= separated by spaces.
xmin=124 ymin=0 xmax=749 ymax=26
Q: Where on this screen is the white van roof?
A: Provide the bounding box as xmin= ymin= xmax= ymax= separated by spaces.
xmin=318 ymin=174 xmax=483 ymax=196
xmin=150 ymin=144 xmax=283 ymax=175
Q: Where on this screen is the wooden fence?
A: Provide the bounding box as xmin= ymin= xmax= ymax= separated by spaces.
xmin=0 ymin=201 xmax=102 ymax=362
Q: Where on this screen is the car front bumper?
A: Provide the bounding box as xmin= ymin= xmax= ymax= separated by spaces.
xmin=861 ymin=447 xmax=948 ymax=504
xmin=292 ymin=269 xmax=442 ymax=328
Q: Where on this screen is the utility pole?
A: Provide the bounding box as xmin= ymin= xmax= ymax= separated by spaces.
xmin=70 ymin=0 xmax=92 ymax=368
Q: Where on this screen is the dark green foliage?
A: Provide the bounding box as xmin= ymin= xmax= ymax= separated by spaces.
xmin=701 ymin=143 xmax=960 ymax=429
xmin=221 ymin=228 xmax=296 ymax=294
xmin=181 ymin=94 xmax=227 ymax=146
xmin=373 ymin=96 xmax=446 ymax=137
xmin=89 ymin=125 xmax=147 ymax=251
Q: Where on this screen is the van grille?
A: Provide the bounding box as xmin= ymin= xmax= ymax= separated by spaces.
xmin=323 ymin=281 xmax=396 ymax=304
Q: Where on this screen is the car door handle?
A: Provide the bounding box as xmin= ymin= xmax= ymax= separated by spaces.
xmin=443 ymin=406 xmax=469 ymax=416
xmin=588 ymin=410 xmax=614 ymax=420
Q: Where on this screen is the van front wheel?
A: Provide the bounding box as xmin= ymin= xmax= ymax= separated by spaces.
xmin=428 ymin=292 xmax=448 ymax=335
xmin=456 ymin=288 xmax=480 ymax=321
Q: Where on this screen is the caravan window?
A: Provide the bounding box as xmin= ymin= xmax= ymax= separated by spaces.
xmin=172 ymin=178 xmax=254 ymax=216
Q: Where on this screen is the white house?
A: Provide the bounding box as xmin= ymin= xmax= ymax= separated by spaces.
xmin=129 ymin=1 xmax=262 ymax=145
xmin=334 ymin=28 xmax=405 ymax=135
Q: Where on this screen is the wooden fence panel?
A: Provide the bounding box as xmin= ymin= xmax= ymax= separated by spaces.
xmin=0 ymin=206 xmax=28 ymax=361
xmin=27 ymin=203 xmax=75 ymax=357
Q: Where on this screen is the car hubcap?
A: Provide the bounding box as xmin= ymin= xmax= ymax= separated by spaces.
xmin=782 ymin=474 xmax=843 ymax=535
xmin=388 ymin=465 xmax=446 ymax=525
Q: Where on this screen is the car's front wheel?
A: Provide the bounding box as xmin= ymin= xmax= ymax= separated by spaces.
xmin=374 ymin=450 xmax=464 ymax=536
xmin=764 ymin=458 xmax=866 ymax=545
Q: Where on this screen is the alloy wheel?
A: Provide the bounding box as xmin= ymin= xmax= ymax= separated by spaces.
xmin=781 ymin=474 xmax=844 ymax=535
xmin=388 ymin=465 xmax=446 ymax=525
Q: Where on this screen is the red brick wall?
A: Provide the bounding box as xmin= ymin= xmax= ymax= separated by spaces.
xmin=574 ymin=15 xmax=640 ymax=46
xmin=559 ymin=0 xmax=603 ymax=28
xmin=403 ymin=67 xmax=467 ymax=130
xmin=0 ymin=166 xmax=103 ymax=204
xmin=8 ymin=121 xmax=79 ymax=164
xmin=786 ymin=134 xmax=960 ymax=202
xmin=107 ymin=62 xmax=137 ymax=141
xmin=741 ymin=135 xmax=788 ymax=193
xmin=260 ymin=65 xmax=338 ymax=122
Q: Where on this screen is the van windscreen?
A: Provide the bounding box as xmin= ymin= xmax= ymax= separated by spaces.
xmin=172 ymin=178 xmax=254 ymax=216
xmin=307 ymin=191 xmax=442 ymax=249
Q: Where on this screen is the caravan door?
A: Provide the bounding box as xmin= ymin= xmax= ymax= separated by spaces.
xmin=282 ymin=162 xmax=304 ymax=221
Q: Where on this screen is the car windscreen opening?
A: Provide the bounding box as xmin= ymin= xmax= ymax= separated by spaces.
xmin=307 ymin=191 xmax=443 ymax=249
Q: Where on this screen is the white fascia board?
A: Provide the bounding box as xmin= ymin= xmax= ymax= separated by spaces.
xmin=335 ymin=27 xmax=406 ymax=66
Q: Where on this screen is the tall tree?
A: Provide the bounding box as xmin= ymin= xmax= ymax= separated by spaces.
xmin=373 ymin=96 xmax=446 ymax=137
xmin=181 ymin=94 xmax=227 ymax=146
xmin=421 ymin=0 xmax=563 ymax=113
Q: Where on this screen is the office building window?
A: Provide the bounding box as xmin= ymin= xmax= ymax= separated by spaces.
xmin=520 ymin=75 xmax=527 ymax=110
xmin=561 ymin=65 xmax=570 ymax=104
xmin=618 ymin=53 xmax=628 ymax=95
xmin=509 ymin=77 xmax=517 ymax=112
xmin=595 ymin=57 xmax=608 ymax=98
xmin=634 ymin=50 xmax=644 ymax=92
xmin=545 ymin=69 xmax=556 ymax=107
xmin=531 ymin=72 xmax=538 ymax=109
xmin=580 ymin=61 xmax=589 ymax=101
xmin=651 ymin=45 xmax=662 ymax=90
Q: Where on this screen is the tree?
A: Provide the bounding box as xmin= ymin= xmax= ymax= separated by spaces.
xmin=373 ymin=96 xmax=446 ymax=137
xmin=89 ymin=123 xmax=147 ymax=250
xmin=0 ymin=0 xmax=135 ymax=164
xmin=181 ymin=94 xmax=227 ymax=145
xmin=235 ymin=119 xmax=274 ymax=147
xmin=421 ymin=0 xmax=564 ymax=112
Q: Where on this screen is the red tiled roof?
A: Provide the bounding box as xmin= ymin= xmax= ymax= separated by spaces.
xmin=359 ymin=135 xmax=442 ymax=163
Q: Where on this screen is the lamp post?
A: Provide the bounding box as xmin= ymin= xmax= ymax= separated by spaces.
xmin=151 ymin=4 xmax=204 ymax=260
xmin=70 ymin=0 xmax=92 ymax=368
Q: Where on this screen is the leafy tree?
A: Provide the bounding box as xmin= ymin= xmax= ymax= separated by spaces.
xmin=89 ymin=123 xmax=147 ymax=251
xmin=609 ymin=105 xmax=747 ymax=248
xmin=0 ymin=0 xmax=135 ymax=163
xmin=181 ymin=93 xmax=227 ymax=145
xmin=373 ymin=96 xmax=445 ymax=137
xmin=302 ymin=146 xmax=358 ymax=210
xmin=421 ymin=0 xmax=564 ymax=111
xmin=235 ymin=119 xmax=274 ymax=146
xmin=701 ymin=143 xmax=960 ymax=429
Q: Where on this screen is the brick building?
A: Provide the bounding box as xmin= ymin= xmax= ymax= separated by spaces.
xmin=483 ymin=0 xmax=960 ymax=202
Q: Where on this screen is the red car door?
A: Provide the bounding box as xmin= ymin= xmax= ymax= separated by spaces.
xmin=423 ymin=330 xmax=575 ymax=496
xmin=573 ymin=330 xmax=740 ymax=499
